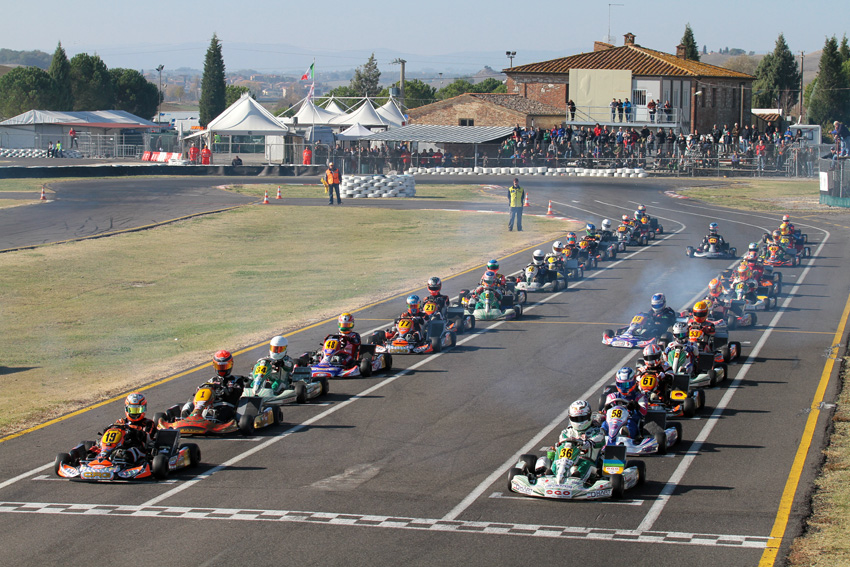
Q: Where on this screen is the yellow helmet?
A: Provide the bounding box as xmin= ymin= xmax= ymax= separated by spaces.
xmin=779 ymin=222 xmax=790 ymax=235
xmin=693 ymin=300 xmax=710 ymax=322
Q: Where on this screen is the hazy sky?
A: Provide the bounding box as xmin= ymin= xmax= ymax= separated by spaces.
xmin=8 ymin=0 xmax=846 ymax=72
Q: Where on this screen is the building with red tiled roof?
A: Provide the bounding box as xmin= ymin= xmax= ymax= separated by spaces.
xmin=407 ymin=93 xmax=564 ymax=129
xmin=505 ymin=33 xmax=755 ymax=134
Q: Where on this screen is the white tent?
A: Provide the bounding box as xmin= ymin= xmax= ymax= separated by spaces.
xmin=330 ymin=99 xmax=391 ymax=127
xmin=321 ymin=96 xmax=348 ymax=114
xmin=282 ymin=99 xmax=338 ymax=126
xmin=375 ymin=99 xmax=406 ymax=127
xmin=336 ymin=123 xmax=374 ymax=141
xmin=203 ymin=93 xmax=289 ymax=135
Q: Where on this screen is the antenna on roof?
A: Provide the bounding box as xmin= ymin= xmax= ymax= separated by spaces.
xmin=607 ymin=3 xmax=624 ymax=44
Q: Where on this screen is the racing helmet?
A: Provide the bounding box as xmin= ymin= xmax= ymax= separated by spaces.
xmin=552 ymin=240 xmax=565 ymax=254
xmin=585 ymin=223 xmax=596 ymax=236
xmin=708 ymin=278 xmax=721 ymax=298
xmin=622 ymin=214 xmax=630 ymax=222
xmin=736 ymin=263 xmax=752 ymax=280
xmin=748 ymin=242 xmax=759 ymax=251
xmin=643 ymin=344 xmax=663 ymax=369
xmin=427 ymin=276 xmax=442 ymax=296
xmin=269 ymin=335 xmax=288 ymax=361
xmin=406 ymin=294 xmax=421 ymax=315
xmin=634 ymin=210 xmax=642 ymax=220
xmin=566 ymin=235 xmax=577 ymax=246
xmin=213 ymin=350 xmax=233 ymax=377
xmin=578 ymin=240 xmax=588 ymax=250
xmin=708 ymin=222 xmax=719 ymax=235
xmin=782 ymin=214 xmax=790 ymax=222
xmin=615 ymin=367 xmax=637 ymax=396
xmin=672 ymin=321 xmax=689 ymax=341
xmin=566 ymin=232 xmax=577 ymax=240
xmin=650 ymin=293 xmax=666 ymax=313
xmin=601 ymin=219 xmax=612 ymax=231
xmin=481 ymin=270 xmax=497 ymax=288
xmin=487 ymin=259 xmax=500 ymax=272
xmin=532 ymin=250 xmax=545 ymax=266
xmin=637 ymin=204 xmax=647 ymax=215
xmin=338 ymin=312 xmax=355 ymax=334
xmin=772 ymin=229 xmax=781 ymax=241
xmin=779 ymin=222 xmax=790 ymax=235
xmin=568 ymin=400 xmax=593 ymax=432
xmin=744 ymin=250 xmax=758 ymax=262
xmin=692 ymin=300 xmax=710 ymax=323
xmin=125 ymin=392 xmax=147 ymax=422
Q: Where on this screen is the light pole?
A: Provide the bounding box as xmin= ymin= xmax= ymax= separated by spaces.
xmin=156 ymin=64 xmax=164 ymax=124
xmin=506 ymin=51 xmax=516 ymax=69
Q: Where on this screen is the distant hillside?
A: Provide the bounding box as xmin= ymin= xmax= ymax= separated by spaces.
xmin=0 ymin=48 xmax=50 ymax=69
xmin=702 ymin=50 xmax=820 ymax=85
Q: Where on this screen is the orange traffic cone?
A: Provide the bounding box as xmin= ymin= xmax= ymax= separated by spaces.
xmin=262 ymin=190 xmax=270 ymax=204
xmin=276 ymin=186 xmax=282 ymax=199
xmin=524 ymin=192 xmax=530 ymax=207
xmin=546 ymin=200 xmax=554 ymax=216
xmin=40 ymin=185 xmax=47 ymax=201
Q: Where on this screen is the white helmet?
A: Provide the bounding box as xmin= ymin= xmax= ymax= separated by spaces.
xmin=532 ymin=249 xmax=545 ymax=266
xmin=269 ymin=335 xmax=288 ymax=361
xmin=601 ymin=219 xmax=612 ymax=231
xmin=552 ymin=241 xmax=565 ymax=254
xmin=568 ymin=400 xmax=592 ymax=432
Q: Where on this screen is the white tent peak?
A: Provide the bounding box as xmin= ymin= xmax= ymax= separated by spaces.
xmin=320 ymin=96 xmax=348 ymax=114
xmin=336 ymin=123 xmax=374 ymax=140
xmin=204 ymin=94 xmax=289 ymax=135
xmin=330 ymin=98 xmax=390 ymax=127
xmin=375 ymin=98 xmax=406 ymax=127
xmin=282 ymin=98 xmax=338 ymax=125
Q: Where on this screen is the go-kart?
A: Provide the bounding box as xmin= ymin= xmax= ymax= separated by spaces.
xmin=602 ymin=312 xmax=672 ymax=349
xmin=422 ymin=298 xmax=475 ymax=335
xmin=245 ymin=356 xmax=329 ymax=404
xmin=763 ymin=230 xmax=811 ymax=258
xmin=762 ymin=242 xmax=803 ymax=267
xmin=678 ymin=318 xmax=742 ymax=365
xmin=686 ymin=237 xmax=736 ymax=259
xmin=582 ymin=236 xmax=618 ymax=261
xmin=718 ymin=267 xmax=782 ymax=298
xmin=156 ymin=381 xmax=282 ymax=436
xmin=616 ymin=224 xmax=648 ymax=249
xmin=666 ymin=343 xmax=728 ymax=389
xmin=600 ymin=373 xmax=704 ymax=419
xmin=458 ymin=288 xmax=523 ymax=321
xmin=633 ymin=218 xmax=657 ymax=241
xmin=54 ymin=426 xmax=200 ymax=481
xmin=637 ymin=214 xmax=664 ymax=234
xmin=296 ymin=335 xmax=392 ymax=378
xmin=515 ymin=263 xmax=567 ymax=293
xmin=507 ymin=443 xmax=645 ymax=500
xmin=369 ymin=314 xmax=457 ymax=354
xmin=601 ymin=399 xmax=681 ymax=455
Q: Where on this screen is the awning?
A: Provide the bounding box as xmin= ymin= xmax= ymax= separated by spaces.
xmin=363 ymin=124 xmax=514 ymax=144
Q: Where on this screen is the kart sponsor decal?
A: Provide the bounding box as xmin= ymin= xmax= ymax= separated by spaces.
xmin=545 ymin=489 xmax=572 ymax=497
xmin=101 ymin=429 xmax=124 ymax=446
xmin=80 ymin=470 xmax=114 ymax=480
xmin=0 ymin=501 xmax=771 ymax=548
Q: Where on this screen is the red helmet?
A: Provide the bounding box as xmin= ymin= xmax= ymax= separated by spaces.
xmin=338 ymin=312 xmax=355 ymax=334
xmin=708 ymin=278 xmax=721 ymax=298
xmin=693 ymin=300 xmax=710 ymax=323
xmin=213 ymin=350 xmax=233 ymax=377
xmin=124 ymin=392 xmax=147 ymax=422
xmin=642 ymin=344 xmax=663 ymax=369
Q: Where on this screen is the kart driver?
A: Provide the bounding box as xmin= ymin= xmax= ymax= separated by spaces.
xmin=267 ymin=335 xmax=294 ymax=376
xmin=701 ymin=222 xmax=728 ymax=251
xmin=471 ymin=271 xmax=505 ymax=310
xmin=552 ymin=400 xmax=605 ymax=485
xmin=397 ymin=294 xmax=429 ymax=343
xmin=663 ymin=321 xmax=698 ymax=375
xmin=562 ymin=235 xmax=580 ymax=260
xmin=686 ymin=300 xmax=716 ymax=353
xmin=620 ymin=214 xmax=635 ymax=229
xmin=781 ymin=214 xmax=796 ymax=236
xmin=484 ymin=259 xmax=506 ymax=289
xmin=108 ymin=392 xmax=158 ymax=463
xmin=181 ymin=350 xmax=247 ymax=422
xmin=600 ymin=368 xmax=648 ymax=440
xmin=636 ymin=344 xmax=674 ymax=401
xmin=326 ymin=312 xmax=362 ymax=368
xmin=544 ymin=242 xmax=566 ymax=276
xmin=649 ymin=293 xmax=677 ymax=332
xmin=425 ymin=276 xmax=451 ymax=318
xmin=600 ymin=219 xmax=614 ymax=238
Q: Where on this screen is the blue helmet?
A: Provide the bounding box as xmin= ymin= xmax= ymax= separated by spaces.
xmin=615 ymin=367 xmax=637 ymax=396
xmin=406 ymin=294 xmax=420 ymax=314
xmin=709 ymin=222 xmax=718 ymax=235
xmin=651 ymin=293 xmax=666 ymax=313
xmin=585 ymin=223 xmax=596 ymax=235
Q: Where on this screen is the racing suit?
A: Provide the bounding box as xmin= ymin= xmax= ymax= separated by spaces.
xmin=109 ymin=417 xmax=157 ymax=463
xmin=327 ymin=332 xmax=361 ymax=368
xmin=649 ymin=306 xmax=677 ymax=335
xmin=394 ymin=310 xmax=429 ymax=343
xmin=635 ymin=362 xmax=674 ymax=402
xmin=425 ymin=292 xmax=451 ymax=319
xmin=702 ymin=233 xmax=728 ymax=250
xmin=182 ymin=376 xmax=246 ymax=422
xmin=563 ymin=245 xmax=579 ymax=261
xmin=542 ymin=253 xmax=565 ymax=280
xmin=664 ymin=339 xmax=698 ymax=375
xmin=555 ymin=424 xmax=605 ymax=484
xmin=600 ymin=390 xmax=648 ymax=440
xmin=686 ymin=319 xmax=716 ymax=353
xmin=471 ymin=285 xmax=504 ymax=309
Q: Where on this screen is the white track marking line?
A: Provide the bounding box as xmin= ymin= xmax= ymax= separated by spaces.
xmin=488 ymin=492 xmax=644 ymax=505
xmin=0 ymin=464 xmax=52 ymax=491
xmin=622 ymin=199 xmax=773 ymax=234
xmin=636 ymin=230 xmax=830 ymax=532
xmin=0 ymin=501 xmax=770 ymax=549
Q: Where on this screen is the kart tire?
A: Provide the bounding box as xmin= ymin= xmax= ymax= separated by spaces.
xmin=320 ymin=377 xmax=330 ymax=396
xmin=726 ymin=315 xmax=737 ymax=330
xmin=804 ymin=246 xmax=811 ymax=258
xmin=802 ymin=234 xmax=808 ymax=243
xmin=683 ymin=397 xmax=696 ymax=418
xmin=707 ymin=369 xmax=717 ymax=388
xmin=507 ymin=466 xmax=525 ymax=493
xmin=649 ymin=231 xmax=656 ymax=240
xmin=273 ymin=406 xmax=284 ymax=425
xmin=294 ymin=382 xmax=308 ymax=404
xmin=238 ymin=412 xmax=255 ymax=436
xmin=750 ymin=312 xmax=758 ymax=327
xmin=369 ymin=331 xmax=384 ymax=346
xmin=384 ymin=354 xmax=393 ymax=372
xmin=610 ymin=474 xmax=625 ymax=499
xmin=658 ymin=226 xmax=664 ymax=235
xmin=721 ymin=345 xmax=731 ymax=363
xmin=610 ymin=249 xmax=617 ymax=260
xmin=731 ymin=341 xmax=742 ymax=361
xmin=516 ymin=290 xmax=528 ymax=305
xmin=773 ymin=271 xmax=782 ymax=283
xmin=449 ymin=331 xmax=457 ymax=347
xmin=464 ymin=315 xmax=476 ymax=332
xmin=519 ymin=454 xmax=537 ymax=473
xmin=686 ymin=246 xmax=694 ymax=258
xmin=54 ymin=452 xmax=72 ymax=476
xmin=180 ymin=443 xmax=201 ymax=467
xmin=295 ymin=355 xmax=310 ymax=367
xmin=430 ymin=336 xmax=442 ymax=353
xmin=696 ymin=388 xmax=706 ymax=408
xmin=618 ymin=242 xmax=626 ymax=253
xmin=552 ymin=279 xmax=560 ymax=292
xmin=626 ymin=460 xmax=647 ymax=486
xmin=654 ymin=431 xmax=668 ymax=455
xmin=152 ymin=454 xmax=169 ymax=480
xmin=603 ymin=329 xmax=615 ymax=341
xmin=359 ymin=353 xmax=373 ymax=377
xmin=730 ymin=247 xmax=737 ymax=258
xmin=673 ymin=422 xmax=683 ymax=446
xmin=641 ymin=236 xmax=648 ymax=246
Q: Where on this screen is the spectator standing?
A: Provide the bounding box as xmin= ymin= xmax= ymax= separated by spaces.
xmin=47 ymin=141 xmax=54 ymax=158
xmin=69 ymin=128 xmax=78 ymax=148
xmin=663 ymin=100 xmax=671 ymax=122
xmin=325 ymin=161 xmax=342 ymax=205
xmin=833 ymin=121 xmax=850 ymax=156
xmin=755 ymin=139 xmax=766 ymax=171
xmin=507 ymin=178 xmax=525 ymax=232
xmin=55 ymin=140 xmax=62 ymax=158
xmin=624 ymin=98 xmax=632 ymax=122
xmin=617 ymin=99 xmax=624 ymax=122
xmin=647 ymin=99 xmax=656 ymax=123
xmin=610 ymin=98 xmax=617 ymax=121
xmin=568 ymin=99 xmax=576 ymax=121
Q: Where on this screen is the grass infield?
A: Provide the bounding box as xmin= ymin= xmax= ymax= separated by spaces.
xmin=678 ymin=178 xmax=824 ymax=212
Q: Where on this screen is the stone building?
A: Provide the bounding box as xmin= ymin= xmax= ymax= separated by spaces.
xmin=407 ymin=93 xmax=563 ymax=129
xmin=505 ymin=33 xmax=754 ymax=134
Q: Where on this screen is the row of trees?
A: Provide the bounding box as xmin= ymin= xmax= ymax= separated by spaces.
xmin=0 ymin=42 xmax=160 ymax=120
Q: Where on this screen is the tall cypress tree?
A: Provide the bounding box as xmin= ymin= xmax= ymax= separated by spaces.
xmin=807 ymin=36 xmax=850 ymax=127
xmin=199 ymin=34 xmax=226 ymax=127
xmin=839 ymin=34 xmax=850 ymax=63
xmin=48 ymin=41 xmax=73 ymax=110
xmin=681 ymin=24 xmax=700 ymax=62
xmin=753 ymin=34 xmax=801 ymax=113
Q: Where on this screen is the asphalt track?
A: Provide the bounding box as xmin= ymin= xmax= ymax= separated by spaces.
xmin=0 ymin=175 xmax=847 ymax=566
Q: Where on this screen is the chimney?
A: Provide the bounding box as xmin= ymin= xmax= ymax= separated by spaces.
xmin=624 ymin=33 xmax=635 ymax=46
xmin=676 ymin=43 xmax=686 ymax=59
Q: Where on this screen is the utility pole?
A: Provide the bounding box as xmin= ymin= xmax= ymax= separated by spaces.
xmin=391 ymin=58 xmax=406 ymax=111
xmin=799 ymin=51 xmax=805 ymax=123
xmin=608 ymin=3 xmax=624 ymax=44
xmin=156 ymin=64 xmax=164 ymax=123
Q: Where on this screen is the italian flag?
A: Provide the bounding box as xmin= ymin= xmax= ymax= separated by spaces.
xmin=301 ymin=63 xmax=314 ymax=81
